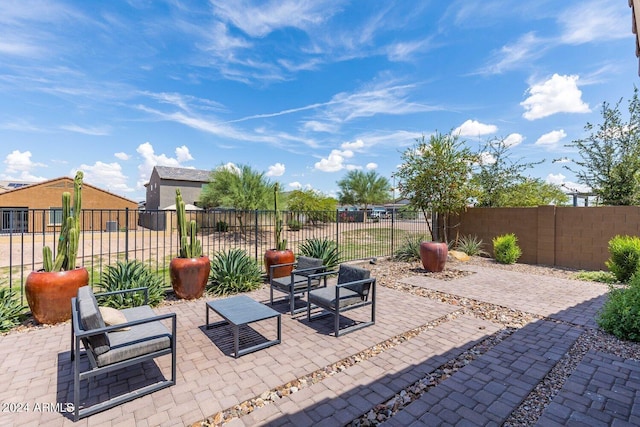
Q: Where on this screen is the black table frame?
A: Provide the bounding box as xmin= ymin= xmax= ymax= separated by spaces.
xmin=206 ymin=295 xmax=281 ymax=358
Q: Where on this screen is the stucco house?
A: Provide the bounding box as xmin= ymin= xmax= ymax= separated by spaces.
xmin=144 ymin=166 xmax=211 ymax=210
xmin=0 ymin=176 xmax=138 ymax=233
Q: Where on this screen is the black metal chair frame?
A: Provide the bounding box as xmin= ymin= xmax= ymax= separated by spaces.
xmin=269 ymin=260 xmax=327 ymax=315
xmin=70 ymin=287 xmax=177 ymax=421
xmin=305 ymin=270 xmax=376 ymax=337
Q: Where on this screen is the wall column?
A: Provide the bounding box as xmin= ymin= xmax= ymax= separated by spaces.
xmin=536 ymin=205 xmax=556 ymax=266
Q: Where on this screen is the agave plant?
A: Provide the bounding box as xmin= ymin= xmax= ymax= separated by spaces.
xmin=98 ymin=260 xmax=166 ymax=308
xmin=299 ymin=238 xmax=341 ymax=271
xmin=0 ymin=287 xmax=26 ymax=333
xmin=209 ymin=249 xmax=262 ymax=296
xmin=393 ymin=234 xmax=428 ymax=262
xmin=455 ymin=234 xmax=488 ymax=257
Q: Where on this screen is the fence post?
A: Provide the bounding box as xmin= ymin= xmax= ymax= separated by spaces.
xmin=125 ymin=207 xmax=129 ymax=262
xmin=254 ymin=210 xmax=259 ymax=263
xmin=335 ymin=209 xmax=339 ymax=256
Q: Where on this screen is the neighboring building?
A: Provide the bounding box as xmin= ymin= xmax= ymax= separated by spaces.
xmin=145 ymin=166 xmax=211 ymax=210
xmin=0 ymin=176 xmax=138 ymax=233
xmin=632 ymin=0 xmax=640 ymax=74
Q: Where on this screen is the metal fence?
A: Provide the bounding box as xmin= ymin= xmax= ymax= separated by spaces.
xmin=0 ymin=208 xmax=430 ymax=303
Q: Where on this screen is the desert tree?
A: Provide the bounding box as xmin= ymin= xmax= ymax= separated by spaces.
xmin=336 ymin=170 xmax=390 ymax=220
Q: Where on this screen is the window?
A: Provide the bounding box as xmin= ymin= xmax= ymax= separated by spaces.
xmin=49 ymin=208 xmax=63 ymax=225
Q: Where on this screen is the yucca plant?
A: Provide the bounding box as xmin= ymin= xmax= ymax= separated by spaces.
xmin=393 ymin=234 xmax=428 ymax=262
xmin=0 ymin=287 xmax=27 ymax=333
xmin=455 ymin=234 xmax=488 ymax=257
xmin=299 ymin=237 xmax=341 ymax=270
xmin=98 ymin=260 xmax=165 ymax=308
xmin=209 ymin=249 xmax=262 ymax=296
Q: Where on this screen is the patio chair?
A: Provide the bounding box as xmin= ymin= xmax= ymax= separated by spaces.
xmin=270 ymin=256 xmax=327 ymax=315
xmin=70 ymin=286 xmax=176 ymax=421
xmin=306 ymin=264 xmax=376 ymax=337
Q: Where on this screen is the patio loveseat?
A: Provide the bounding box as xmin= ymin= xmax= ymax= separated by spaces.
xmin=70 ymin=286 xmax=176 ymax=421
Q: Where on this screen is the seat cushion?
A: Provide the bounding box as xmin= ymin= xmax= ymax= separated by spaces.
xmin=96 ymin=305 xmax=171 ymax=367
xmin=308 ymin=285 xmax=362 ymax=310
xmin=77 ymin=286 xmax=110 ymax=355
xmin=271 ymin=274 xmax=319 ymax=292
xmin=337 ymin=265 xmax=371 ymax=295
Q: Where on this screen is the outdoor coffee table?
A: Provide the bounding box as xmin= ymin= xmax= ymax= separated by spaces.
xmin=206 ymin=295 xmax=281 ymax=358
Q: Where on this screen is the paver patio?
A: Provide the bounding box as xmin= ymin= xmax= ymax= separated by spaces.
xmin=1 ymin=263 xmax=636 ymax=427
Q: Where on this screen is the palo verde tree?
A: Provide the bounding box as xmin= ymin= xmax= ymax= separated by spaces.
xmin=396 ymin=132 xmax=477 ymax=243
xmin=473 ymin=137 xmax=544 ymax=207
xmin=336 ymin=170 xmax=390 ymax=220
xmin=563 ymin=87 xmax=640 ymax=205
xmin=500 ymin=178 xmax=569 ymax=206
xmin=286 ymin=189 xmax=337 ymax=224
xmin=199 ymin=164 xmax=274 ymax=229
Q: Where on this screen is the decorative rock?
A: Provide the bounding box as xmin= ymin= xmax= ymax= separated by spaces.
xmin=449 ymin=250 xmax=470 ymax=261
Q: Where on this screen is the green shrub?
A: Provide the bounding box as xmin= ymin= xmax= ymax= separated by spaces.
xmin=299 ymin=238 xmax=341 ymax=270
xmin=574 ymin=270 xmax=618 ymax=284
xmin=208 ymin=249 xmax=262 ymax=296
xmin=393 ymin=234 xmax=428 ymax=262
xmin=287 ymin=219 xmax=302 ymax=231
xmin=0 ymin=287 xmax=26 ymax=332
xmin=597 ymin=276 xmax=640 ymax=341
xmin=606 ymin=235 xmax=640 ymax=283
xmin=215 ymin=220 xmax=229 ymax=232
xmin=492 ymin=233 xmax=522 ymax=264
xmin=455 ymin=234 xmax=488 ymax=257
xmin=98 ymin=260 xmax=166 ymax=308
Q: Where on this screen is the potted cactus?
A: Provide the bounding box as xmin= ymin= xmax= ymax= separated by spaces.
xmin=169 ymin=189 xmax=210 ymax=299
xmin=25 ymin=171 xmax=89 ymax=324
xmin=264 ymin=183 xmax=295 ymax=279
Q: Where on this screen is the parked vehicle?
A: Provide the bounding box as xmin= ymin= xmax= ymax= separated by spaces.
xmin=370 ymin=207 xmax=390 ymax=219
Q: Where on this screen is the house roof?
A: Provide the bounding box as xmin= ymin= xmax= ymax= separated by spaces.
xmin=0 ymin=180 xmax=35 ymax=193
xmin=154 ymin=166 xmax=211 ymax=183
xmin=0 ymin=176 xmax=138 ymax=205
xmin=631 ymin=0 xmax=640 ymax=75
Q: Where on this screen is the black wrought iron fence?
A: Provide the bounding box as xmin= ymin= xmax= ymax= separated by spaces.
xmin=0 ymin=208 xmax=430 ymax=303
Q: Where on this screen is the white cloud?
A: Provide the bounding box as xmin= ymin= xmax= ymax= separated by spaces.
xmin=365 ymin=163 xmax=377 ymax=170
xmin=0 ymin=150 xmax=47 ymax=182
xmin=521 ymin=74 xmax=590 ymax=120
xmin=59 ymin=124 xmax=110 ymax=136
xmin=314 ymin=149 xmax=356 ymax=172
xmin=478 ymin=152 xmax=496 ymax=165
xmin=454 ymin=119 xmax=498 ymax=137
xmin=288 ymin=181 xmax=302 ymax=190
xmin=478 ymin=32 xmax=544 ymax=75
xmin=136 ymin=142 xmax=194 ymax=189
xmin=504 ymin=133 xmax=524 ymax=148
xmin=535 ymin=129 xmax=567 ymax=149
xmin=341 ymin=139 xmax=365 ymax=151
xmin=303 ymin=120 xmax=337 ymax=133
xmin=546 ymin=172 xmax=590 ymax=193
xmin=114 ymin=152 xmax=130 ymax=161
xmin=77 ymin=161 xmax=133 ymax=193
xmin=218 ymin=162 xmax=241 ymax=174
xmin=266 ymin=162 xmax=285 ymax=177
xmin=558 ymin=1 xmax=628 ymax=45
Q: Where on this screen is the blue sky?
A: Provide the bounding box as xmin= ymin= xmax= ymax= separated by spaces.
xmin=0 ymin=0 xmax=636 ymax=202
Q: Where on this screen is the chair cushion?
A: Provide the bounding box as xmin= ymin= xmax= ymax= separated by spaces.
xmin=77 ymin=286 xmax=110 ymax=356
xmin=308 ymin=285 xmax=363 ymax=310
xmin=99 ymin=306 xmax=131 ymax=331
xmin=296 ymin=256 xmax=324 ymax=275
xmin=337 ymin=265 xmax=371 ymax=295
xmin=96 ymin=305 xmax=171 ymax=367
xmin=272 ymin=274 xmax=319 ymax=292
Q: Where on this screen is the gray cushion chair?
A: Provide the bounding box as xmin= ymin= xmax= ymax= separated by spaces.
xmin=270 ymin=256 xmax=327 ymax=315
xmin=70 ymin=286 xmax=176 ymax=421
xmin=306 ymin=264 xmax=376 ymax=337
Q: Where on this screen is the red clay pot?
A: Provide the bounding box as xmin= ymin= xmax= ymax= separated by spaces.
xmin=264 ymin=249 xmax=295 ymax=279
xmin=419 ymin=241 xmax=448 ymax=272
xmin=25 ymin=267 xmax=89 ymax=324
xmin=170 ymin=256 xmax=210 ymax=299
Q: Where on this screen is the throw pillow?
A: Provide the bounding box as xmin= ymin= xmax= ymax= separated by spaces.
xmin=99 ymin=306 xmax=131 ymax=331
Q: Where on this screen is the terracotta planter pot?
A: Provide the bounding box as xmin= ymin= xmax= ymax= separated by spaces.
xmin=170 ymin=256 xmax=210 ymax=299
xmin=419 ymin=241 xmax=448 ymax=272
xmin=264 ymin=249 xmax=295 ymax=279
xmin=25 ymin=267 xmax=89 ymax=324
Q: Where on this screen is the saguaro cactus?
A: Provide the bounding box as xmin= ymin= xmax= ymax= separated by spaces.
xmin=176 ymin=189 xmax=202 ymax=258
xmin=274 ymin=183 xmax=287 ymax=250
xmin=42 ymin=171 xmax=83 ymax=272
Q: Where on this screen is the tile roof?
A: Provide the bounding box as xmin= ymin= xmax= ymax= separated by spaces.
xmin=154 ymin=166 xmax=211 ymax=183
